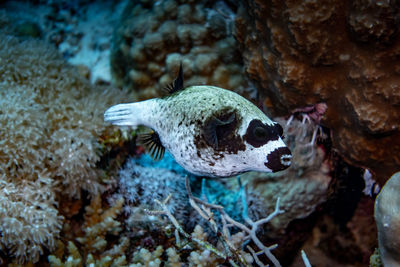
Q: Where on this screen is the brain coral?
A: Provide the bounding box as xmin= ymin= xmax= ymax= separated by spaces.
xmin=0 ymin=34 xmax=128 ymax=263
xmin=111 ymin=0 xmax=252 ymax=100
xmin=235 ymin=0 xmax=400 ymax=184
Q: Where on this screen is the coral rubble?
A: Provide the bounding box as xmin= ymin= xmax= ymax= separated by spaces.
xmin=111 ymin=0 xmax=252 ymax=100
xmin=235 ymin=0 xmax=400 ymax=184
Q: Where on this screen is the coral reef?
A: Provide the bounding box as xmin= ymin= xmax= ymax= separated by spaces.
xmin=235 ymin=0 xmax=400 ymax=184
xmin=374 ymin=172 xmax=400 ymax=266
xmin=111 ymin=0 xmax=253 ymax=100
xmin=289 ymin=150 xmax=377 ymax=266
xmin=0 ymin=1 xmax=384 ymax=265
xmin=370 ymin=248 xmax=383 ymax=267
xmin=0 ymin=34 xmax=129 ymax=263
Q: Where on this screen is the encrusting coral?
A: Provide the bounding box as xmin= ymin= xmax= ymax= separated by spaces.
xmin=235 ymin=0 xmax=400 ymax=184
xmin=0 ymin=34 xmax=130 ymax=263
xmin=111 ymin=0 xmax=253 ymax=100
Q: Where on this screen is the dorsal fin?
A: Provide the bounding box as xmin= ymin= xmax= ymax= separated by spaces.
xmin=163 ymin=62 xmax=184 ymax=94
xmin=137 ymin=130 xmax=165 ymax=161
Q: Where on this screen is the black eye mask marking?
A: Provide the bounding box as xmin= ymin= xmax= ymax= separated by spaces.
xmin=244 ymin=119 xmax=284 ymax=148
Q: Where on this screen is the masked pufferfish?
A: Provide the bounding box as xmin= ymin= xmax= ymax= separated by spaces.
xmin=104 ymin=64 xmax=292 ymax=177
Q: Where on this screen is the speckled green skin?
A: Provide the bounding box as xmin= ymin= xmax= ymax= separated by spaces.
xmin=105 ymin=85 xmax=288 ymax=177
xmin=375 ymin=172 xmax=400 ymax=266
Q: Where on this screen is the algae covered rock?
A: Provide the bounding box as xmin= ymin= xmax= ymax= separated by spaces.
xmin=235 ymin=0 xmax=400 ymax=184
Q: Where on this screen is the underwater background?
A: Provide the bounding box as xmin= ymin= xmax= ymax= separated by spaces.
xmin=0 ymin=0 xmax=399 ymax=266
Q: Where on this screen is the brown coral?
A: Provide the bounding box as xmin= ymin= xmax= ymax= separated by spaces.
xmin=111 ymin=0 xmax=252 ymax=100
xmin=235 ymin=0 xmax=400 ymax=184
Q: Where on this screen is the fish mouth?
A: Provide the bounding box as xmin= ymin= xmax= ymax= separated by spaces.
xmin=264 ymin=147 xmax=292 ymax=172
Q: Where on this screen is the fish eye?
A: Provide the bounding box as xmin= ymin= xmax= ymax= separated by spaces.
xmin=244 ymin=119 xmax=282 ymax=148
xmin=254 ymin=126 xmax=268 ymax=140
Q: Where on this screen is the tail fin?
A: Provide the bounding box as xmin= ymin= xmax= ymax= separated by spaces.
xmin=104 ymin=103 xmax=141 ymax=126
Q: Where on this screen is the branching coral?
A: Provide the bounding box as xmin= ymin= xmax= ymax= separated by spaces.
xmin=76 ymin=195 xmax=124 ymax=253
xmin=0 ymin=34 xmax=130 ymax=263
xmin=49 ymin=195 xmax=128 ymax=267
xmin=105 ymin=152 xmax=289 ymax=266
xmin=49 ymin=187 xmax=240 ymax=266
xmin=130 ymin=246 xmax=163 ymax=267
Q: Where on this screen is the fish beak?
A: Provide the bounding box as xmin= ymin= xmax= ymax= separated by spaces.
xmin=264 ymin=147 xmax=292 ymax=172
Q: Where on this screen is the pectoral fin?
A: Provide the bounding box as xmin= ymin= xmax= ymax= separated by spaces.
xmin=137 ymin=130 xmax=165 ymax=161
